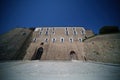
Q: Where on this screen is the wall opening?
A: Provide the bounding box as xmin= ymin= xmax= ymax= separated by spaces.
xmin=79 ymin=38 xmax=82 ymax=42
xmin=69 ymin=38 xmax=73 ymax=43
xmin=73 ymin=30 xmax=77 ymax=35
xmin=65 ymin=31 xmax=69 ymax=36
xmin=40 ymin=42 xmax=44 ymax=45
xmin=33 ymin=38 xmax=37 ymax=42
xmin=70 ymin=51 xmax=78 ymax=60
xmin=39 ymin=31 xmax=42 ymax=35
xmin=32 ymin=47 xmax=44 ymax=60
xmin=60 ymin=37 xmax=64 ymax=43
xmin=45 ymin=31 xmax=48 ymax=36
xmin=45 ymin=38 xmax=48 ymax=42
xmin=52 ymin=38 xmax=56 ymax=43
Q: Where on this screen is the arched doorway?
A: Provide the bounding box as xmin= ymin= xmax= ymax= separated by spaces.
xmin=70 ymin=51 xmax=78 ymax=60
xmin=32 ymin=47 xmax=44 ymax=60
xmin=35 ymin=47 xmax=43 ymax=59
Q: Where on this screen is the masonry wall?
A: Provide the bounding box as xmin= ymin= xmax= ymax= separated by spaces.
xmin=0 ymin=28 xmax=33 ymax=60
xmin=84 ymin=33 xmax=120 ymax=64
xmin=24 ymin=27 xmax=94 ymax=60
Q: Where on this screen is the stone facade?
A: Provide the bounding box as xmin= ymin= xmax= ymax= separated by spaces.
xmin=24 ymin=27 xmax=94 ymax=60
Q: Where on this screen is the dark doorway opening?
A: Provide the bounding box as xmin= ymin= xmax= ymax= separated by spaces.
xmin=31 ymin=47 xmax=43 ymax=60
xmin=70 ymin=51 xmax=78 ymax=60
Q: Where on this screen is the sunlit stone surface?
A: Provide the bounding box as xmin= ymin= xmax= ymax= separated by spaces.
xmin=0 ymin=61 xmax=120 ymax=80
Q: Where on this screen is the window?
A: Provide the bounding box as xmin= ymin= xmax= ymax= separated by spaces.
xmin=52 ymin=31 xmax=55 ymax=35
xmin=47 ymin=28 xmax=49 ymax=31
xmin=40 ymin=42 xmax=44 ymax=45
xmin=73 ymin=27 xmax=76 ymax=30
xmin=60 ymin=37 xmax=64 ymax=43
xmin=39 ymin=31 xmax=42 ymax=35
xmin=52 ymin=38 xmax=56 ymax=43
xmin=73 ymin=28 xmax=75 ymax=30
xmin=33 ymin=38 xmax=37 ymax=42
xmin=65 ymin=31 xmax=69 ymax=36
xmin=65 ymin=27 xmax=67 ymax=31
xmin=80 ymin=31 xmax=82 ymax=35
xmin=81 ymin=28 xmax=86 ymax=35
xmin=41 ymin=28 xmax=43 ymax=31
xmin=45 ymin=38 xmax=48 ymax=42
xmin=69 ymin=38 xmax=73 ymax=43
xmin=45 ymin=31 xmax=48 ymax=36
xmin=73 ymin=30 xmax=77 ymax=35
xmin=78 ymin=38 xmax=82 ymax=42
xmin=53 ymin=27 xmax=55 ymax=31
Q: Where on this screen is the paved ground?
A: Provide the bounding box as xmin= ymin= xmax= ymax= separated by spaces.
xmin=0 ymin=60 xmax=120 ymax=80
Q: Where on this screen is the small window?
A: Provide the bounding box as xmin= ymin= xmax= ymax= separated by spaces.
xmin=69 ymin=38 xmax=73 ymax=43
xmin=65 ymin=27 xmax=67 ymax=31
xmin=73 ymin=27 xmax=76 ymax=31
xmin=53 ymin=27 xmax=55 ymax=31
xmin=65 ymin=31 xmax=69 ymax=36
xmin=52 ymin=38 xmax=56 ymax=43
xmin=40 ymin=42 xmax=44 ymax=45
xmin=82 ymin=30 xmax=84 ymax=34
xmin=41 ymin=28 xmax=43 ymax=31
xmin=73 ymin=30 xmax=77 ymax=35
xmin=81 ymin=28 xmax=86 ymax=35
xmin=39 ymin=31 xmax=42 ymax=35
xmin=78 ymin=38 xmax=82 ymax=42
xmin=45 ymin=38 xmax=48 ymax=42
xmin=60 ymin=37 xmax=64 ymax=43
xmin=73 ymin=28 xmax=75 ymax=30
xmin=52 ymin=31 xmax=55 ymax=35
xmin=45 ymin=31 xmax=48 ymax=36
xmin=47 ymin=28 xmax=49 ymax=31
xmin=33 ymin=38 xmax=37 ymax=42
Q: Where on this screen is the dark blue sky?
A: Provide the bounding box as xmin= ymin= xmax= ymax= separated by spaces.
xmin=0 ymin=0 xmax=120 ymax=34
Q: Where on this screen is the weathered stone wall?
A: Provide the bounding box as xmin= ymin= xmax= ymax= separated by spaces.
xmin=24 ymin=27 xmax=93 ymax=60
xmin=84 ymin=33 xmax=120 ymax=64
xmin=0 ymin=28 xmax=33 ymax=60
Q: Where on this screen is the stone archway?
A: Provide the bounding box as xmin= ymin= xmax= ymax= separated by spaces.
xmin=70 ymin=51 xmax=78 ymax=60
xmin=32 ymin=47 xmax=44 ymax=60
xmin=35 ymin=47 xmax=43 ymax=60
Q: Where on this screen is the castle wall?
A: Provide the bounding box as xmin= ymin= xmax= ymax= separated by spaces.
xmin=24 ymin=27 xmax=94 ymax=60
xmin=0 ymin=28 xmax=33 ymax=60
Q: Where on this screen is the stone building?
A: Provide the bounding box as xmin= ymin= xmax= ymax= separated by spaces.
xmin=24 ymin=27 xmax=94 ymax=60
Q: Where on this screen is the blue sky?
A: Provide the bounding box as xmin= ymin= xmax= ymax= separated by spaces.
xmin=0 ymin=0 xmax=120 ymax=34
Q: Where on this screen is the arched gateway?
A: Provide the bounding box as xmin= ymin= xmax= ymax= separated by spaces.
xmin=70 ymin=51 xmax=78 ymax=60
